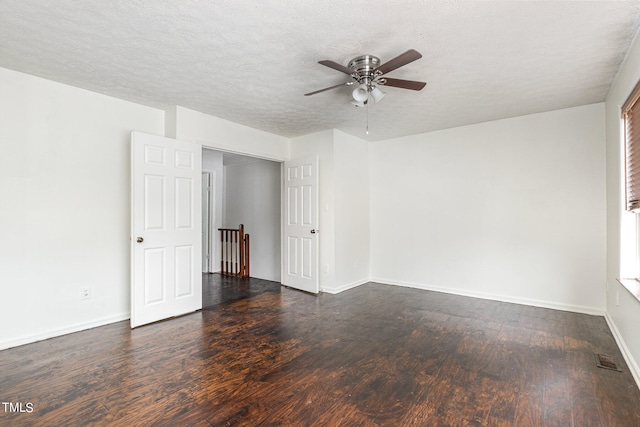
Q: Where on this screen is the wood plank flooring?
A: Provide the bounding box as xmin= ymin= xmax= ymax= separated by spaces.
xmin=202 ymin=273 xmax=280 ymax=307
xmin=1 ymin=279 xmax=639 ymax=426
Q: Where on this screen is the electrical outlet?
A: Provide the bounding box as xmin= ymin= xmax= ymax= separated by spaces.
xmin=80 ymin=287 xmax=91 ymax=300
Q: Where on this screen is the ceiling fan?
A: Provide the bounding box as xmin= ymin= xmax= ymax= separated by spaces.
xmin=304 ymin=49 xmax=427 ymax=107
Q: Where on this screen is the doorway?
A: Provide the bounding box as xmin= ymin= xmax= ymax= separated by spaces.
xmin=202 ymin=148 xmax=282 ymax=306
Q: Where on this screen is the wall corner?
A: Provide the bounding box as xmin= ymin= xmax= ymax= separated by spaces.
xmin=165 ymin=105 xmax=177 ymax=139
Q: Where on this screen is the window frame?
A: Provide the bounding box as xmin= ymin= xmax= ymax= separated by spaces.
xmin=622 ymin=78 xmax=640 ymax=212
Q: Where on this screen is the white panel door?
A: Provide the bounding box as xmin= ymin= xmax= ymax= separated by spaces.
xmin=131 ymin=131 xmax=202 ymax=328
xmin=283 ymin=156 xmax=319 ymax=293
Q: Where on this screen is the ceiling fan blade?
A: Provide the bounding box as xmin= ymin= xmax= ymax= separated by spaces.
xmin=304 ymin=82 xmax=348 ymax=96
xmin=379 ymin=78 xmax=426 ymax=91
xmin=375 ymin=49 xmax=422 ymax=75
xmin=318 ymin=60 xmax=354 ymax=75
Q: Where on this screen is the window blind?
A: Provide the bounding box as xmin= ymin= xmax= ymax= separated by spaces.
xmin=623 ymin=79 xmax=640 ymax=212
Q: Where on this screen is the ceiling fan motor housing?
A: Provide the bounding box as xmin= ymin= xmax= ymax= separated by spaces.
xmin=348 ymin=55 xmax=380 ymax=84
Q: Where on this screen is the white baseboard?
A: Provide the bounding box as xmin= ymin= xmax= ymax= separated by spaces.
xmin=0 ymin=280 xmax=611 ymax=352
xmin=605 ymin=312 xmax=640 ymax=389
xmin=0 ymin=313 xmax=130 ymax=351
xmin=321 ymin=279 xmax=369 ymax=294
xmin=370 ymin=277 xmax=605 ymax=316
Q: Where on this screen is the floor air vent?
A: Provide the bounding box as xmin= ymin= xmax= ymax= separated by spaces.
xmin=595 ymin=353 xmax=622 ymax=371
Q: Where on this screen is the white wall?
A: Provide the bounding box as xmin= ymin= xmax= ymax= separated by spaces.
xmin=605 ymin=27 xmax=640 ymax=386
xmin=170 ymin=106 xmax=289 ymax=161
xmin=0 ymin=67 xmax=164 ymax=350
xmin=333 ymin=130 xmax=370 ymax=292
xmin=370 ymin=103 xmax=607 ymax=314
xmin=224 ymin=160 xmax=281 ymax=281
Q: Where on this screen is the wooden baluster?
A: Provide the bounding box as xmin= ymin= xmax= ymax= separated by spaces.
xmin=231 ymin=229 xmax=235 ymax=276
xmin=225 ymin=230 xmax=229 ymax=275
xmin=220 ymin=229 xmax=224 ymax=274
xmin=235 ymin=229 xmax=239 ymax=276
xmin=238 ymin=224 xmax=245 ymax=277
xmin=245 ymin=234 xmax=250 ymax=278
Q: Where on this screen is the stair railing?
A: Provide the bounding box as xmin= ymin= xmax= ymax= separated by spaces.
xmin=218 ymin=224 xmax=250 ymax=277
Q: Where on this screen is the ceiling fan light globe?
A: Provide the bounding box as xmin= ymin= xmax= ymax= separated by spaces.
xmin=352 ymin=84 xmax=369 ymax=102
xmin=371 ymin=87 xmax=386 ymax=103
xmin=351 ymin=100 xmax=367 ymax=108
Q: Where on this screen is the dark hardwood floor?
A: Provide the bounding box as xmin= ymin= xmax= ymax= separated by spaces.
xmin=1 ymin=279 xmax=639 ymax=426
xmin=202 ymin=273 xmax=280 ymax=307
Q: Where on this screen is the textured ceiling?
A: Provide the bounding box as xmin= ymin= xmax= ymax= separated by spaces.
xmin=1 ymin=1 xmax=639 ymax=141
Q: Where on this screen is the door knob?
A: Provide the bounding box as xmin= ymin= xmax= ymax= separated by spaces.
xmin=136 ymin=237 xmax=144 ymax=243
xmin=310 ymin=229 xmax=317 ymax=234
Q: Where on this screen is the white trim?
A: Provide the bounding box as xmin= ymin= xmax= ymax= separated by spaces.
xmin=201 ymin=143 xmax=287 ymax=163
xmin=370 ymin=277 xmax=606 ymax=316
xmin=0 ymin=313 xmax=130 ymax=351
xmin=321 ymin=279 xmax=369 ymax=294
xmin=605 ymin=312 xmax=640 ymax=389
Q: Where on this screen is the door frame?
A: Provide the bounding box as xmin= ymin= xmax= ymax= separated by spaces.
xmin=202 ymin=171 xmax=217 ymax=273
xmin=200 ymin=149 xmax=285 ymax=281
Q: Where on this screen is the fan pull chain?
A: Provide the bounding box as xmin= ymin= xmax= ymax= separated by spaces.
xmin=366 ymin=94 xmax=369 ymax=135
